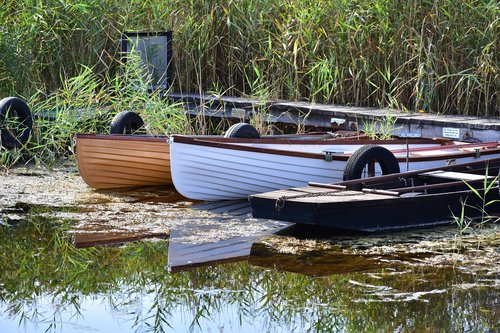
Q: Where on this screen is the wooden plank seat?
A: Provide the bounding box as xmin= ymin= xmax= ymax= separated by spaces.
xmin=420 ymin=170 xmax=494 ymax=181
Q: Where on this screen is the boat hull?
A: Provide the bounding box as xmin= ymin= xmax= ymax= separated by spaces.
xmin=170 ymin=136 xmax=500 ymax=201
xmin=171 ymin=141 xmax=350 ymax=200
xmin=76 ymin=134 xmax=171 ymax=189
xmin=250 ymin=189 xmax=500 ymax=232
xmin=249 ymin=158 xmax=500 ymax=232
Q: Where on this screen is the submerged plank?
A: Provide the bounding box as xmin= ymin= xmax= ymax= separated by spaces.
xmin=74 ymin=231 xmax=169 ymax=248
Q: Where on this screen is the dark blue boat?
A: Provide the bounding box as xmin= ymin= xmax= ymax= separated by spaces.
xmin=250 ymin=158 xmax=500 ymax=232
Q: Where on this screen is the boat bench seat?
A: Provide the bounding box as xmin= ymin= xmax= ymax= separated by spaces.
xmin=420 ymin=170 xmax=494 ymax=181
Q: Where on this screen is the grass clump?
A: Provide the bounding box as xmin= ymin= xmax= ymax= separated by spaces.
xmin=362 ymin=111 xmax=399 ymax=140
xmin=1 ymin=54 xmax=193 ymax=168
xmin=452 ymin=167 xmax=500 ymax=244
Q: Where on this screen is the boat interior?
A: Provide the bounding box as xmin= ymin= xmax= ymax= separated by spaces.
xmin=309 ymin=159 xmax=500 ymax=197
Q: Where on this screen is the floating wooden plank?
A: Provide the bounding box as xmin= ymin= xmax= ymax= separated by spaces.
xmin=74 ymin=231 xmax=169 ymax=248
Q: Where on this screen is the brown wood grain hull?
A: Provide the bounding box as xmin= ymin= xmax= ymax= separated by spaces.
xmin=76 ymin=134 xmax=171 ymax=189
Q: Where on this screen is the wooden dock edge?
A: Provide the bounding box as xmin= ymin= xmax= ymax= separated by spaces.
xmin=168 ymin=92 xmax=500 ymax=143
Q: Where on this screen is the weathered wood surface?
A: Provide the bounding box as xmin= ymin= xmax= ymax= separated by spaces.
xmin=254 ymin=187 xmax=393 ymax=203
xmin=74 ymin=231 xmax=169 ymax=248
xmin=169 ymin=92 xmax=500 ymax=142
xmin=250 ymin=159 xmax=500 ymax=232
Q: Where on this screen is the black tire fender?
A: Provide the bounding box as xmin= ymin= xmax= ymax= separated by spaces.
xmin=110 ymin=111 xmax=144 ymax=134
xmin=343 ymin=144 xmax=400 ymax=181
xmin=224 ymin=123 xmax=260 ymax=138
xmin=0 ymin=97 xmax=33 ymax=149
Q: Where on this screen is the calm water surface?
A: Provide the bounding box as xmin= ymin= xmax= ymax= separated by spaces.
xmin=0 ymin=181 xmax=498 ymax=333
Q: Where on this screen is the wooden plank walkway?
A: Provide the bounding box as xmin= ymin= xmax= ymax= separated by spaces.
xmin=255 ymin=187 xmax=394 ymax=203
xmin=169 ymin=93 xmax=500 ymax=142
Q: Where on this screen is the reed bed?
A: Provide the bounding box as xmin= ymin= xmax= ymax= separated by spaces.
xmin=2 ymin=0 xmax=497 ymax=167
xmin=1 ymin=0 xmax=498 ymax=153
xmin=2 ymin=0 xmax=497 ymax=117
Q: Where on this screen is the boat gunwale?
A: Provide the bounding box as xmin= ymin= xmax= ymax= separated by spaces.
xmin=75 ymin=131 xmax=357 ymax=143
xmin=76 ymin=133 xmax=170 ymax=142
xmin=309 ymin=157 xmax=500 ymax=189
xmin=171 ymin=134 xmax=500 ymax=163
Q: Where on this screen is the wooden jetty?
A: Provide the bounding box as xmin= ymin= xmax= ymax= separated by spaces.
xmin=169 ymin=93 xmax=500 ymax=143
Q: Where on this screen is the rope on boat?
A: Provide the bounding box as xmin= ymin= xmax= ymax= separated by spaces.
xmin=275 ymin=189 xmax=364 ymax=211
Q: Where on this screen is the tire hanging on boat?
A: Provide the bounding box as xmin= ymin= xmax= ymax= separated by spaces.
xmin=224 ymin=122 xmax=260 ymax=138
xmin=110 ymin=111 xmax=145 ymax=134
xmin=343 ymin=144 xmax=400 ymax=181
xmin=0 ymin=96 xmax=33 ymax=149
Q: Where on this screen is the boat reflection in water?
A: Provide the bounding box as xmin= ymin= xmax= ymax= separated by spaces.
xmin=1 ymin=191 xmax=498 ymax=333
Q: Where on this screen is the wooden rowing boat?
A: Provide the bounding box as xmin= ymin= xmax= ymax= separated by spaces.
xmin=249 ymin=158 xmax=500 ymax=232
xmin=170 ymin=134 xmax=500 ymax=201
xmin=75 ymin=129 xmax=360 ymax=190
xmin=76 ymin=134 xmax=172 ymax=189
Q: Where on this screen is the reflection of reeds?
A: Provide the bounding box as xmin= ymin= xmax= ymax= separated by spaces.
xmin=1 ymin=0 xmax=498 ymax=117
xmin=1 ymin=208 xmax=499 ymax=331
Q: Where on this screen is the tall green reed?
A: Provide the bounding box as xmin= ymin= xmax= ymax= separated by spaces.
xmin=1 ymin=0 xmax=498 ymax=118
xmin=1 ymin=53 xmax=192 ymax=168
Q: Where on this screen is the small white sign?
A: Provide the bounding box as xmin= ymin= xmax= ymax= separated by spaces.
xmin=442 ymin=127 xmax=460 ymax=139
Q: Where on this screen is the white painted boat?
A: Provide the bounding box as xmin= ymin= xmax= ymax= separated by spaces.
xmin=170 ymin=135 xmax=500 ymax=201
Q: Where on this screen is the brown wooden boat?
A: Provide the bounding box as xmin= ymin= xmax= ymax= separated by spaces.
xmin=76 ymin=134 xmax=171 ymax=189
